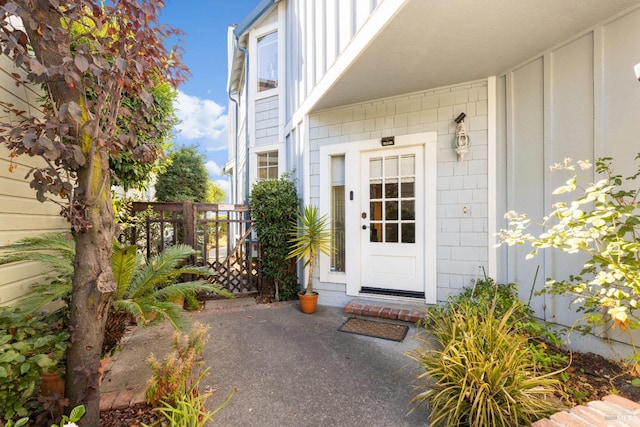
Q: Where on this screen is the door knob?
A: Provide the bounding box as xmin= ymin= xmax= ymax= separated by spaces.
xmin=362 ymin=225 xmax=367 ymax=230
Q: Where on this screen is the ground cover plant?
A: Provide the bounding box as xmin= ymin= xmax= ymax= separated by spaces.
xmin=407 ymin=278 xmax=567 ymax=426
xmin=0 ymin=307 xmax=68 ymax=425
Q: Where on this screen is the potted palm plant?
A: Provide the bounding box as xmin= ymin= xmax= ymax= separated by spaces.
xmin=287 ymin=205 xmax=334 ymax=314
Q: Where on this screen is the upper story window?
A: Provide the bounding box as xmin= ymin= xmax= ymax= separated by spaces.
xmin=257 ymin=151 xmax=278 ymax=180
xmin=257 ymin=32 xmax=278 ymax=92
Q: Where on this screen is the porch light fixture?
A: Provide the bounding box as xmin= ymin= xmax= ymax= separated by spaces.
xmin=454 ymin=112 xmax=469 ymax=162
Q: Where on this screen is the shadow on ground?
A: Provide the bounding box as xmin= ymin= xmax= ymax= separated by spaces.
xmin=102 ymin=298 xmax=429 ymax=426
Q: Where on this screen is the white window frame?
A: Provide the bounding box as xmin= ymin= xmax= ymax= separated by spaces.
xmin=250 ymin=23 xmax=279 ymax=102
xmin=256 ymin=149 xmax=279 ymax=180
xmin=250 ymin=144 xmax=284 ymax=184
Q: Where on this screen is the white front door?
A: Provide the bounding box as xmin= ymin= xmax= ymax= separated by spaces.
xmin=360 ymin=146 xmax=425 ymax=297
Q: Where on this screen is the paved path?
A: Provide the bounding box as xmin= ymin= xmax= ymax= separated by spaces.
xmin=101 ymin=299 xmax=429 ymax=426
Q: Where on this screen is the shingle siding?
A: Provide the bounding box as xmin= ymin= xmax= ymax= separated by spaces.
xmin=309 ymin=80 xmax=489 ymax=302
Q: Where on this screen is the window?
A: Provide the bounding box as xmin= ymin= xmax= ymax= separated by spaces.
xmin=257 ymin=32 xmax=277 ymax=92
xmin=331 ymin=156 xmax=345 ymax=272
xmin=257 ymin=151 xmax=278 ymax=180
xmin=369 ymin=154 xmax=416 ymax=243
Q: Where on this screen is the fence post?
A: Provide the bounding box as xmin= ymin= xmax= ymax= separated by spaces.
xmin=183 ymin=200 xmax=196 ymax=249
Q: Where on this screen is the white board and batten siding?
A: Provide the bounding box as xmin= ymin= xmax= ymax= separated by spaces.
xmin=500 ymin=5 xmax=640 ymax=355
xmin=0 ymin=57 xmax=69 ymax=306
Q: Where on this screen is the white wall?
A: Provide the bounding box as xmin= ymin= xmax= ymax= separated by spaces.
xmin=308 ymin=80 xmax=490 ymax=305
xmin=501 ymin=6 xmax=640 ymax=353
xmin=285 ymin=0 xmax=385 ymax=119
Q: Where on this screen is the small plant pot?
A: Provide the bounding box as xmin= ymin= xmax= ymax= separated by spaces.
xmin=41 ymin=371 xmax=64 ymax=398
xmin=298 ymin=292 xmax=318 ymax=314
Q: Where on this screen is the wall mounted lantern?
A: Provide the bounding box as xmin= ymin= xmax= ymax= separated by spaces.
xmin=454 ymin=112 xmax=469 ymax=162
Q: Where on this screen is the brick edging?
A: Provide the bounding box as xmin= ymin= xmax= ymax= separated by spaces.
xmin=344 ymin=301 xmax=426 ymax=324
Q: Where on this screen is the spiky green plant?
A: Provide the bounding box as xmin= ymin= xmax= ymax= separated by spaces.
xmin=110 ymin=241 xmax=231 ymax=330
xmin=0 ymin=234 xmax=76 ymax=313
xmin=0 ymin=234 xmax=230 ymax=330
xmin=407 ymin=300 xmax=566 ymax=426
xmin=287 ymin=206 xmax=334 ymax=295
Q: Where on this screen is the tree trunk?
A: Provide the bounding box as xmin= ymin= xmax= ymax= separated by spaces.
xmin=21 ymin=5 xmax=116 ymax=423
xmin=65 ymin=147 xmax=116 ymax=425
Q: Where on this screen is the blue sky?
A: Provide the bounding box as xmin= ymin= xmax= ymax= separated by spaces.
xmin=159 ymin=1 xmax=259 ymax=198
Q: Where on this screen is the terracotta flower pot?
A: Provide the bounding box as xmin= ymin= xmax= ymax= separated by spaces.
xmin=298 ymin=292 xmax=319 ymax=314
xmin=41 ymin=371 xmax=64 ymax=398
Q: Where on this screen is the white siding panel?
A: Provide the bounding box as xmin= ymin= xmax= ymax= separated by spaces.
xmin=338 ymin=0 xmax=352 ymax=53
xmin=602 ymin=7 xmax=640 ymax=178
xmin=547 ymin=34 xmax=595 ymax=327
xmin=325 ymin=0 xmax=338 ymax=68
xmin=315 ymin=0 xmax=326 ymax=84
xmin=0 ymin=62 xmax=67 ymax=305
xmin=507 ymin=58 xmax=546 ymax=315
xmin=354 ymin=0 xmax=370 ymax=33
xmin=502 ymin=7 xmax=640 ymax=352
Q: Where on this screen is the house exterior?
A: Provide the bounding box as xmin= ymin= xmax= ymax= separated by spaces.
xmin=0 ymin=55 xmax=68 ymax=306
xmin=226 ymin=0 xmax=640 ymax=355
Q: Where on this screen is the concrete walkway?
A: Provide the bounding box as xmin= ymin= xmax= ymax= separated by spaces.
xmin=100 ymin=298 xmax=429 ymax=426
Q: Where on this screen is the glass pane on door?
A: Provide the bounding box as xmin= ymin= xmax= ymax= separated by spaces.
xmin=369 ymin=154 xmax=416 ymax=243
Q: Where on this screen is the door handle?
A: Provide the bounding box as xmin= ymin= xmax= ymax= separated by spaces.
xmin=362 ymin=225 xmax=367 ymax=230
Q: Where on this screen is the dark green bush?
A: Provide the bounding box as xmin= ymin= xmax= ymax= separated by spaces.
xmin=249 ymin=172 xmax=299 ymax=301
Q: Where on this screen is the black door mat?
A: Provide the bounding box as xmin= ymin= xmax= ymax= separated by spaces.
xmin=337 ymin=317 xmax=409 ymax=342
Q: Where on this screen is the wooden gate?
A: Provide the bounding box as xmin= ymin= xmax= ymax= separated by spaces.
xmin=124 ymin=202 xmax=264 ymax=295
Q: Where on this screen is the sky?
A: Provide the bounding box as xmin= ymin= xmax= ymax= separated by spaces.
xmin=158 ymin=1 xmax=259 ymax=199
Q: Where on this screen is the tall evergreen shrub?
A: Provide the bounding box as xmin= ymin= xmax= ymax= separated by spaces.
xmin=249 ymin=173 xmax=299 ymax=300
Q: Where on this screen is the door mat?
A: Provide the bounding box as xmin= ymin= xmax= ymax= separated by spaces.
xmin=337 ymin=317 xmax=409 ymax=342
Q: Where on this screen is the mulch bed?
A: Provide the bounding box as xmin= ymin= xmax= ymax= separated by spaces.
xmin=560 ymin=350 xmax=640 ymax=405
xmin=100 ymin=403 xmax=161 ymax=426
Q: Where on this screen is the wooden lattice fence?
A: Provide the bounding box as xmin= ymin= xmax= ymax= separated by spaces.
xmin=123 ymin=202 xmax=267 ymax=295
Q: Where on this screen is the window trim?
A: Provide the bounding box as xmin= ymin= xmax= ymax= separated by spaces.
xmin=251 ymin=24 xmax=279 ymax=101
xmin=256 ymin=31 xmax=278 ymax=93
xmin=256 ymin=149 xmax=279 ymax=180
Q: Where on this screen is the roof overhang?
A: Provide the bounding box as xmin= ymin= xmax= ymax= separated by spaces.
xmin=312 ymin=0 xmax=640 ymax=111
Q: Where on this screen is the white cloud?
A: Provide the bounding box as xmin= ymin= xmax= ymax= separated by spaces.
xmin=174 ymin=90 xmax=228 ymax=150
xmin=205 ymin=160 xmax=221 ymax=177
xmin=214 ymin=179 xmax=230 ymax=202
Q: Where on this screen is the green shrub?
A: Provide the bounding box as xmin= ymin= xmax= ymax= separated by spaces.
xmin=408 ymin=300 xmax=565 ymax=426
xmin=249 ymin=172 xmax=299 ymax=301
xmin=0 ymin=307 xmax=68 ymax=423
xmin=497 ymin=156 xmax=640 ymax=350
xmin=429 ymin=277 xmax=568 ymax=371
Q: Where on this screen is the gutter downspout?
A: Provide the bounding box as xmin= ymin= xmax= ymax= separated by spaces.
xmin=228 ymin=31 xmax=249 ymax=204
xmin=227 ymin=89 xmax=239 ymax=205
xmin=235 ymin=37 xmax=250 ymax=204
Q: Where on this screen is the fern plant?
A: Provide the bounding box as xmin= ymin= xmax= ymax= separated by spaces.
xmin=0 ymin=234 xmax=230 ymax=331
